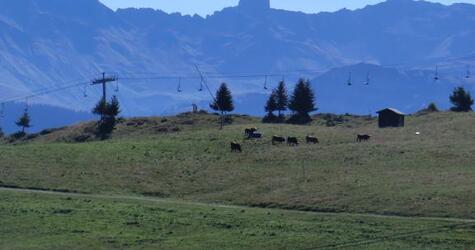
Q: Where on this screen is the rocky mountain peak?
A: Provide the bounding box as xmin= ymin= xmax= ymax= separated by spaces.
xmin=238 ymin=0 xmax=271 ymax=11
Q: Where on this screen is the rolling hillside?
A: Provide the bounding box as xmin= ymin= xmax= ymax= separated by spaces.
xmin=1 ymin=111 xmax=474 ymax=219
xmin=1 ymin=111 xmax=474 ymax=248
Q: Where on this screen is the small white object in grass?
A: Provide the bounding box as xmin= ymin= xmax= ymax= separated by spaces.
xmin=416 ymin=132 xmax=421 ymax=135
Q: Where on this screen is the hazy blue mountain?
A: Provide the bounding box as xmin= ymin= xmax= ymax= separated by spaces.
xmin=0 ymin=0 xmax=473 ymax=118
xmin=0 ymin=103 xmax=92 ymax=134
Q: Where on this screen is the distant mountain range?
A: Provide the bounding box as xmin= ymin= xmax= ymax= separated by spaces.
xmin=0 ymin=0 xmax=474 ymax=129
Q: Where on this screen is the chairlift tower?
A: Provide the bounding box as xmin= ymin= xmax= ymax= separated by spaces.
xmin=92 ymin=72 xmax=118 ymax=119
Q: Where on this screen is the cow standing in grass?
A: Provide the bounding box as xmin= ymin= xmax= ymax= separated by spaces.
xmin=287 ymin=137 xmax=299 ymax=146
xmin=306 ymin=136 xmax=319 ymax=144
xmin=272 ymin=136 xmax=286 ymax=145
xmin=357 ymin=134 xmax=371 ymax=142
xmin=230 ymin=141 xmax=242 ymax=152
xmin=244 ymin=128 xmax=257 ymax=137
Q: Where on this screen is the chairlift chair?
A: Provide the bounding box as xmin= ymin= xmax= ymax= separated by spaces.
xmin=198 ymin=78 xmax=204 ymax=92
xmin=114 ymin=81 xmax=120 ymax=92
xmin=83 ymin=83 xmax=88 ymax=98
xmin=264 ymin=75 xmax=268 ymax=90
xmin=177 ymin=77 xmax=183 ymax=93
xmin=434 ymin=65 xmax=439 ymax=81
xmin=364 ymin=72 xmax=370 ymax=85
xmin=24 ymin=99 xmax=29 ymax=113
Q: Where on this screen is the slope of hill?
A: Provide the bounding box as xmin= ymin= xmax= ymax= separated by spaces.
xmin=0 ymin=0 xmax=474 ymax=116
xmin=1 ymin=111 xmax=474 ymax=219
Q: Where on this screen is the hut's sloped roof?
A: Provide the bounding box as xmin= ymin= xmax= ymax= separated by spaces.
xmin=377 ymin=108 xmax=405 ymax=115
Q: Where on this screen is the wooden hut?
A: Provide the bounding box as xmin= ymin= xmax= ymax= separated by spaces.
xmin=377 ymin=108 xmax=405 ymax=128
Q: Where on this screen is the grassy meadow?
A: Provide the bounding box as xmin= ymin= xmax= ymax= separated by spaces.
xmin=1 ymin=190 xmax=474 ymax=249
xmin=0 ymin=111 xmax=475 ymax=248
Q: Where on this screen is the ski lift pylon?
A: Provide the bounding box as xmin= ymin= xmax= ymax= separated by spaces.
xmin=347 ymin=72 xmax=352 ymax=86
xmin=466 ymin=65 xmax=471 ymax=79
xmin=365 ymin=71 xmax=370 ymax=85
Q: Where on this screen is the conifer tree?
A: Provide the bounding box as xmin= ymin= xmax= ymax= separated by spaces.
xmin=275 ymin=81 xmax=288 ymax=117
xmin=450 ymin=87 xmax=473 ymax=112
xmin=92 ymin=95 xmax=121 ymax=139
xmin=263 ymin=91 xmax=278 ymax=123
xmin=288 ymin=79 xmax=316 ymax=124
xmin=16 ymin=109 xmax=31 ymax=133
xmin=265 ymin=91 xmax=278 ymax=116
xmin=210 ymin=83 xmax=234 ymax=128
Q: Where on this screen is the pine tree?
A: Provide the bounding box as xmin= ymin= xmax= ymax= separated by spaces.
xmin=92 ymin=96 xmax=121 ymax=139
xmin=275 ymin=81 xmax=288 ymax=117
xmin=210 ymin=83 xmax=234 ymax=129
xmin=108 ymin=95 xmax=121 ymax=117
xmin=450 ymin=87 xmax=473 ymax=112
xmin=0 ymin=127 xmax=4 ymax=138
xmin=265 ymin=91 xmax=278 ymax=115
xmin=92 ymin=99 xmax=107 ymax=118
xmin=288 ymin=79 xmax=316 ymax=124
xmin=16 ymin=109 xmax=31 ymax=133
xmin=210 ymin=83 xmax=234 ymax=114
xmin=263 ymin=91 xmax=278 ymax=123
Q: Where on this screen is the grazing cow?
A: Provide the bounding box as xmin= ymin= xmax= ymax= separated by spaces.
xmin=230 ymin=141 xmax=242 ymax=152
xmin=272 ymin=136 xmax=286 ymax=145
xmin=247 ymin=131 xmax=263 ymax=139
xmin=244 ymin=128 xmax=258 ymax=137
xmin=357 ymin=134 xmax=371 ymax=142
xmin=306 ymin=136 xmax=319 ymax=144
xmin=287 ymin=137 xmax=299 ymax=146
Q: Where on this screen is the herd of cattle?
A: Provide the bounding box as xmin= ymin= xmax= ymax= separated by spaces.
xmin=230 ymin=127 xmax=371 ymax=152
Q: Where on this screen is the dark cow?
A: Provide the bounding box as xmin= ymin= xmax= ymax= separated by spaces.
xmin=247 ymin=132 xmax=263 ymax=139
xmin=306 ymin=136 xmax=319 ymax=144
xmin=287 ymin=137 xmax=299 ymax=146
xmin=244 ymin=128 xmax=258 ymax=137
xmin=357 ymin=134 xmax=371 ymax=142
xmin=272 ymin=136 xmax=286 ymax=145
xmin=230 ymin=141 xmax=242 ymax=152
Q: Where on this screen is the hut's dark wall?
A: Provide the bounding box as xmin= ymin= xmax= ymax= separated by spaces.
xmin=378 ymin=110 xmax=404 ymax=128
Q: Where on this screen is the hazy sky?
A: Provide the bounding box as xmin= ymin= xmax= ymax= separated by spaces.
xmin=99 ymin=0 xmax=475 ymax=16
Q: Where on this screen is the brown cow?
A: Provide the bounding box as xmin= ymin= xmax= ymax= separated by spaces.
xmin=357 ymin=134 xmax=371 ymax=142
xmin=287 ymin=137 xmax=299 ymax=146
xmin=272 ymin=136 xmax=286 ymax=145
xmin=306 ymin=136 xmax=319 ymax=144
xmin=230 ymin=141 xmax=242 ymax=152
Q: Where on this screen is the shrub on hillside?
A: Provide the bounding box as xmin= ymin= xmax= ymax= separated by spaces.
xmin=427 ymin=102 xmax=439 ymax=112
xmin=450 ymin=87 xmax=473 ymax=112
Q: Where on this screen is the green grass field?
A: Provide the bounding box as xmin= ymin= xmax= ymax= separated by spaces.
xmin=1 ymin=111 xmax=474 ymax=248
xmin=1 ymin=189 xmax=474 ymax=249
